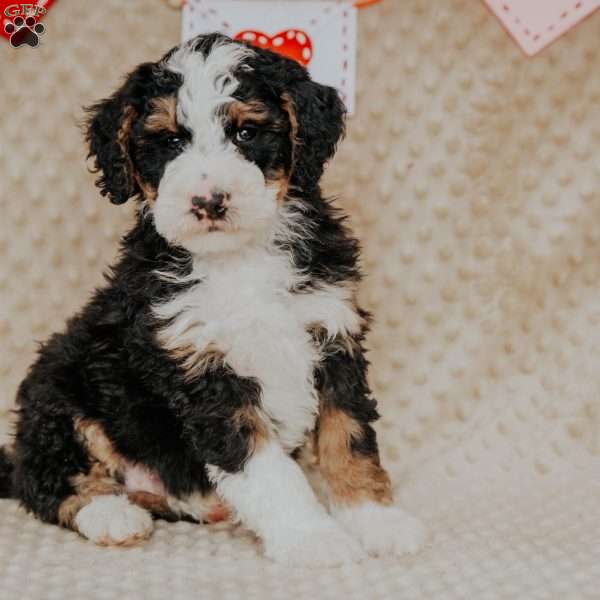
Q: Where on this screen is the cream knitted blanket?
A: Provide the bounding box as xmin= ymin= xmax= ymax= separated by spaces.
xmin=1 ymin=1 xmax=599 ymax=597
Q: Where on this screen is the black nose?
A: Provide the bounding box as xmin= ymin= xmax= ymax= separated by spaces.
xmin=191 ymin=190 xmax=229 ymax=220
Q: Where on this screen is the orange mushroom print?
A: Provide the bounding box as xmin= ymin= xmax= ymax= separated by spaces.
xmin=234 ymin=29 xmax=313 ymax=66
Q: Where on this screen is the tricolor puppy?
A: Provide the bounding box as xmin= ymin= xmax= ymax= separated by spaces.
xmin=0 ymin=34 xmax=426 ymax=566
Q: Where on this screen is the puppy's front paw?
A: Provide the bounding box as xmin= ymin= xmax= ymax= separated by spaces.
xmin=264 ymin=517 xmax=367 ymax=567
xmin=335 ymin=502 xmax=427 ymax=557
xmin=75 ymin=495 xmax=154 ymax=546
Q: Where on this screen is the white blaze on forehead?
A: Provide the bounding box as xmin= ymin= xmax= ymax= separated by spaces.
xmin=152 ymin=40 xmax=274 ymax=257
xmin=165 ymin=41 xmax=254 ymax=142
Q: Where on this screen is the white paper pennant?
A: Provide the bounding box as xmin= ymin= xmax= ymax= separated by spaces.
xmin=182 ymin=0 xmax=358 ymax=113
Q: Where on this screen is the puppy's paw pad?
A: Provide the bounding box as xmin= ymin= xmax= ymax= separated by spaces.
xmin=75 ymin=495 xmax=154 ymax=546
xmin=336 ymin=503 xmax=427 ymax=557
xmin=265 ymin=518 xmax=366 ymax=567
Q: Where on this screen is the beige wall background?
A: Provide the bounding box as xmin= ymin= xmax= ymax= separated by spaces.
xmin=1 ymin=1 xmax=600 ymax=597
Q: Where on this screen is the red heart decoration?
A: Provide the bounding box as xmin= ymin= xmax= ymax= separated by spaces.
xmin=234 ymin=28 xmax=313 ymax=66
xmin=1 ymin=0 xmax=56 ymax=42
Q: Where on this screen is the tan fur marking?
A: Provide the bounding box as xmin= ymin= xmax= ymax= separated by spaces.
xmin=316 ymin=407 xmax=392 ymax=507
xmin=58 ymin=419 xmax=128 ymax=530
xmin=135 ymin=173 xmax=157 ymax=203
xmin=74 ymin=418 xmax=126 ymax=478
xmin=117 ymin=103 xmax=157 ymax=203
xmin=59 ymin=420 xmax=168 ymax=544
xmin=57 ymin=421 xmax=119 ymax=532
xmin=267 ymin=167 xmax=291 ymax=204
xmin=233 ymin=405 xmax=269 ymax=454
xmin=227 ymin=99 xmax=271 ymax=127
xmin=116 ymin=105 xmax=138 ymax=197
xmin=145 ymin=96 xmax=178 ymax=133
xmin=307 ymin=292 xmax=369 ymax=356
xmin=160 ymin=340 xmax=226 ymax=381
xmin=57 ymin=472 xmax=123 ymax=529
xmin=281 ymin=92 xmax=300 ymax=176
xmin=126 ymin=490 xmax=185 ymax=523
xmin=308 ymin=325 xmax=363 ymax=358
xmin=273 ymin=92 xmax=302 ymax=203
xmin=133 ymin=97 xmax=179 ymax=202
xmin=95 ymin=531 xmax=151 ymax=548
xmin=127 ymin=490 xmax=169 ymax=513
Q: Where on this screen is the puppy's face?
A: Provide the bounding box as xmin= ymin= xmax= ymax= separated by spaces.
xmin=138 ymin=43 xmax=293 ymax=255
xmin=86 ymin=34 xmax=345 ymax=255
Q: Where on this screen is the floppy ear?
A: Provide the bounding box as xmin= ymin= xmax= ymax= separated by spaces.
xmin=282 ymin=80 xmax=346 ymax=193
xmin=85 ymin=62 xmax=157 ymax=205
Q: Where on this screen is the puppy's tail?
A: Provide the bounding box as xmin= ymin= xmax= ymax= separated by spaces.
xmin=0 ymin=446 xmax=15 ymax=498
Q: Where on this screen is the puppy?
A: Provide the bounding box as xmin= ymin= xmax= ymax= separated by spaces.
xmin=0 ymin=34 xmax=425 ymax=566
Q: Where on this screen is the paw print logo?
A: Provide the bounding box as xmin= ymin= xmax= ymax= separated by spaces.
xmin=4 ymin=15 xmax=45 ymax=48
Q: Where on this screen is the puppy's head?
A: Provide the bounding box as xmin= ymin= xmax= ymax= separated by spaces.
xmin=86 ymin=33 xmax=345 ymax=255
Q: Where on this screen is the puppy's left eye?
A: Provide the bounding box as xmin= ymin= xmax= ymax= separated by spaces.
xmin=236 ymin=127 xmax=257 ymax=143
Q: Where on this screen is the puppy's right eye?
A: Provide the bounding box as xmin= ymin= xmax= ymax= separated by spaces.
xmin=166 ymin=135 xmax=185 ymax=151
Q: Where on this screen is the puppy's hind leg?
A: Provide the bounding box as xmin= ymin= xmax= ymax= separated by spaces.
xmin=58 ymin=466 xmax=154 ymax=547
xmin=13 ymin=389 xmax=155 ymax=546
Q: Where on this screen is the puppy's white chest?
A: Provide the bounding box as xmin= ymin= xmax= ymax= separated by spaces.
xmin=156 ymin=250 xmax=360 ymax=450
xmin=196 ymin=255 xmax=316 ymax=376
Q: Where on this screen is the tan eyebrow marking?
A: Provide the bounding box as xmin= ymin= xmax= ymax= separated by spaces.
xmin=227 ymin=99 xmax=273 ymax=127
xmin=227 ymin=98 xmax=293 ymax=202
xmin=145 ymin=96 xmax=178 ymax=133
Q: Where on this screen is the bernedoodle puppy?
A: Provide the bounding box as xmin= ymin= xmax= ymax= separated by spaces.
xmin=0 ymin=33 xmax=426 ymax=566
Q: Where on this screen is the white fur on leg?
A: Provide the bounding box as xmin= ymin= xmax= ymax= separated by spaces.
xmin=208 ymin=441 xmax=366 ymax=567
xmin=334 ymin=501 xmax=427 ymax=557
xmin=74 ymin=495 xmax=154 ymax=546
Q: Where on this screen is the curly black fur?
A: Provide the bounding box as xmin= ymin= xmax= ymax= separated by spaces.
xmin=11 ymin=217 xmax=268 ymax=523
xmin=239 ymin=44 xmax=346 ymax=193
xmin=278 ymin=196 xmax=362 ymax=289
xmin=0 ymin=447 xmax=14 ymax=498
xmin=315 ymin=326 xmax=381 ymax=458
xmin=85 ymin=63 xmax=182 ymax=205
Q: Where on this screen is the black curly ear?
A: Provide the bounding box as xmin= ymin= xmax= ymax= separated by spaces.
xmin=282 ymin=80 xmax=346 ymax=193
xmin=85 ymin=62 xmax=157 ymax=205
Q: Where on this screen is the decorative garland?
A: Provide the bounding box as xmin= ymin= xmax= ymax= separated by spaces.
xmin=166 ymin=0 xmax=384 ymax=9
xmin=355 ymin=0 xmax=383 ymax=7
